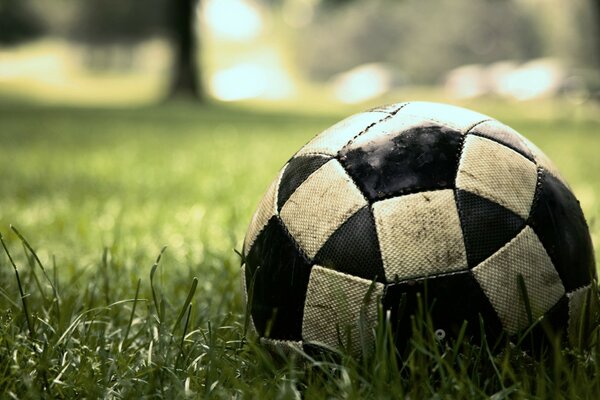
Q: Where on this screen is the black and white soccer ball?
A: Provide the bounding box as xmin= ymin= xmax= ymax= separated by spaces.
xmin=241 ymin=102 xmax=596 ymax=355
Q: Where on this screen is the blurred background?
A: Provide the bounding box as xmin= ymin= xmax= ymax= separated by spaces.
xmin=1 ymin=0 xmax=599 ymax=107
xmin=0 ymin=2 xmax=599 ymax=394
xmin=0 ymin=0 xmax=598 ymax=272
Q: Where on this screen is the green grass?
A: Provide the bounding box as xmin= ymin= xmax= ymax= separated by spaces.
xmin=0 ymin=100 xmax=599 ymax=398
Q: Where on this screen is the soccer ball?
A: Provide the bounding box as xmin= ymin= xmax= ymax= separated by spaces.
xmin=241 ymin=102 xmax=596 ymax=355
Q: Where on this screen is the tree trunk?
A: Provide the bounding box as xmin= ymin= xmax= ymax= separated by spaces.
xmin=168 ymin=0 xmax=203 ymax=100
xmin=592 ymin=0 xmax=600 ymax=70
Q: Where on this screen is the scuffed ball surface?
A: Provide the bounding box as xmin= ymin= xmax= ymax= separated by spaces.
xmin=242 ymin=102 xmax=596 ymax=354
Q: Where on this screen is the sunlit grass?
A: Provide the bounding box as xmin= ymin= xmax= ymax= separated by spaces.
xmin=0 ymin=39 xmax=171 ymax=106
xmin=0 ymin=99 xmax=598 ymax=397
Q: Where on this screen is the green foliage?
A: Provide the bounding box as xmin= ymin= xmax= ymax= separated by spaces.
xmin=69 ymin=0 xmax=168 ymax=44
xmin=0 ymin=101 xmax=599 ymax=397
xmin=0 ymin=0 xmax=45 ymax=45
xmin=295 ymin=0 xmax=544 ymax=83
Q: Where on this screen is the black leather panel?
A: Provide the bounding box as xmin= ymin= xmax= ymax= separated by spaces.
xmin=244 ymin=217 xmax=312 ymax=340
xmin=529 ymin=170 xmax=596 ymax=291
xmin=314 ymin=206 xmax=386 ymax=282
xmin=339 ymin=124 xmax=463 ymax=201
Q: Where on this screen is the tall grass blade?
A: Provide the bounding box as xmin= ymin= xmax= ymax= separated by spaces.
xmin=122 ymin=278 xmax=142 ymax=348
xmin=242 ymin=265 xmax=260 ymax=340
xmin=516 ymin=273 xmax=533 ymax=326
xmin=20 ymin=242 xmax=47 ymax=303
xmin=175 ymin=303 xmax=193 ymax=367
xmin=172 ymin=277 xmax=198 ymax=334
xmin=11 ymin=225 xmax=56 ymax=291
xmin=0 ymin=233 xmax=34 ymax=337
xmin=102 ymin=247 xmax=110 ymax=306
xmin=11 ymin=225 xmax=60 ymax=320
xmin=150 ymin=246 xmax=168 ymax=324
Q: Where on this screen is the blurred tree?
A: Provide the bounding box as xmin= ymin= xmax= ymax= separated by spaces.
xmin=518 ymin=0 xmax=600 ymax=70
xmin=0 ymin=0 xmax=45 ymax=46
xmin=71 ymin=0 xmax=203 ymax=100
xmin=71 ymin=1 xmax=164 ymax=44
xmin=591 ymin=0 xmax=600 ymax=68
xmin=168 ymin=0 xmax=202 ymax=100
xmin=296 ymin=0 xmax=542 ymax=83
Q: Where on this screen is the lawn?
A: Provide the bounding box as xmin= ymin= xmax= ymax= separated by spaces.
xmin=0 ymin=99 xmax=599 ymax=398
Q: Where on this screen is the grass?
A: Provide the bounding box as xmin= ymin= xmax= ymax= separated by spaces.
xmin=0 ymin=99 xmax=599 ymax=398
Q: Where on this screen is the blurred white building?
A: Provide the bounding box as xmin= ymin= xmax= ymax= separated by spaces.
xmin=444 ymin=58 xmax=569 ymax=100
xmin=331 ymin=63 xmax=405 ymax=104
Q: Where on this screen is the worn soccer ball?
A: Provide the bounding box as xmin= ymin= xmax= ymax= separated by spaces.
xmin=241 ymin=102 xmax=596 ymax=355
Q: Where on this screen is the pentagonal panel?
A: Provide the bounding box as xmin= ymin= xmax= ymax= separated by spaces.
xmin=456 ymin=135 xmax=538 ymax=220
xmin=314 ymin=206 xmax=386 ymax=282
xmin=373 ymin=189 xmax=467 ymax=280
xmin=382 ymin=270 xmax=503 ymax=348
xmin=302 ymin=265 xmax=384 ymax=356
xmin=245 ymin=217 xmax=312 ymax=340
xmin=280 ymin=159 xmax=368 ymax=259
xmin=295 ymin=111 xmax=389 ymax=157
xmin=340 ymin=121 xmax=463 ymax=201
xmin=456 ymin=189 xmax=525 ymax=268
xmin=472 ymin=226 xmax=565 ymax=334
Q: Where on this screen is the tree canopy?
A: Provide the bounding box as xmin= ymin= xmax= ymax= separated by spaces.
xmin=69 ymin=0 xmax=167 ymax=45
xmin=0 ymin=0 xmax=45 ymax=45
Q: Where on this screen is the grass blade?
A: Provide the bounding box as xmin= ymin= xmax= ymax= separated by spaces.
xmin=172 ymin=277 xmax=198 ymax=334
xmin=122 ymin=278 xmax=142 ymax=349
xmin=102 ymin=247 xmax=110 ymax=306
xmin=11 ymin=225 xmax=60 ymax=320
xmin=175 ymin=303 xmax=193 ymax=367
xmin=11 ymin=225 xmax=55 ymax=290
xmin=243 ymin=265 xmax=260 ymax=340
xmin=516 ymin=274 xmax=533 ymax=326
xmin=149 ymin=246 xmax=167 ymax=324
xmin=0 ymin=233 xmax=34 ymax=337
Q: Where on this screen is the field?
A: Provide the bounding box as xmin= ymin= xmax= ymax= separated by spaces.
xmin=0 ymin=99 xmax=599 ymax=398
